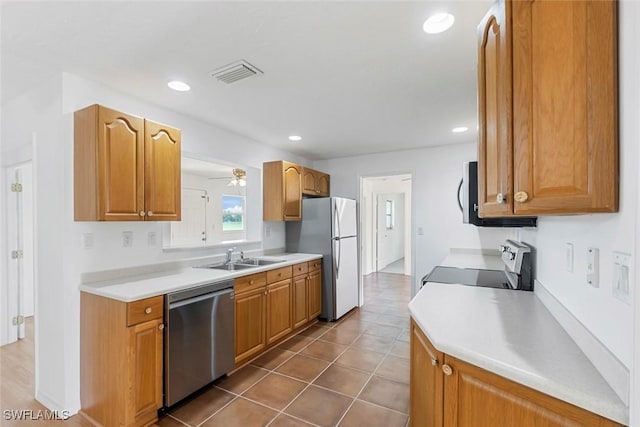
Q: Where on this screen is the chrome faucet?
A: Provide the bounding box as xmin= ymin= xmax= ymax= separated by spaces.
xmin=240 ymin=251 xmax=245 ymax=261
xmin=225 ymin=247 xmax=236 ymax=264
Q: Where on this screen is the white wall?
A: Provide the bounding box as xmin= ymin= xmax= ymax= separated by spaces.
xmin=519 ymin=0 xmax=638 ymax=372
xmin=1 ymin=72 xmax=314 ymax=413
xmin=315 ymin=142 xmax=513 ymax=289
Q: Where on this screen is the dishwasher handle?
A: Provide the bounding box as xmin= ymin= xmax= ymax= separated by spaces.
xmin=169 ymin=288 xmax=234 ymax=310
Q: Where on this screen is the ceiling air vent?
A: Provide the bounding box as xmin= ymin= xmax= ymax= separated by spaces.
xmin=210 ymin=60 xmax=263 ymax=84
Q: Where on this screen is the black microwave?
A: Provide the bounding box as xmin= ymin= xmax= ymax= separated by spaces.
xmin=458 ymin=161 xmax=537 ymax=227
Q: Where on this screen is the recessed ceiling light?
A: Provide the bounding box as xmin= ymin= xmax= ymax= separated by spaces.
xmin=288 ymin=135 xmax=302 ymax=142
xmin=167 ymin=80 xmax=191 ymax=92
xmin=423 ymin=13 xmax=455 ymax=34
xmin=452 ymin=126 xmax=469 ymax=133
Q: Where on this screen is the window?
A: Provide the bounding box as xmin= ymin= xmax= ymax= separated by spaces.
xmin=222 ymin=195 xmax=245 ymax=232
xmin=385 ymin=199 xmax=394 ymax=229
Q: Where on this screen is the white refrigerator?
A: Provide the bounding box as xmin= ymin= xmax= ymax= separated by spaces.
xmin=286 ymin=197 xmax=359 ymax=321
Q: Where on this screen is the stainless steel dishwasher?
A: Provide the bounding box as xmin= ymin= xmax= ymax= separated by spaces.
xmin=165 ymin=280 xmax=235 ymax=407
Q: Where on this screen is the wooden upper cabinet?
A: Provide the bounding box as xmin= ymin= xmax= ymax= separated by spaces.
xmin=477 ymin=0 xmax=618 ymax=217
xmin=74 ymin=104 xmax=181 ymax=221
xmin=263 ymin=160 xmax=302 ymax=221
xmin=144 ymin=120 xmax=181 ymax=221
xmin=477 ymin=0 xmax=513 ymax=218
xmin=302 ymin=167 xmax=330 ymax=197
xmin=511 ymin=0 xmax=618 ymax=214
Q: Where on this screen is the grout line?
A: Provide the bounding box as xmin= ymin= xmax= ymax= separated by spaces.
xmin=164 ymin=414 xmax=190 ymax=426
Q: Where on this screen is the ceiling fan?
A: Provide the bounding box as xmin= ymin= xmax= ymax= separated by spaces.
xmin=208 ymin=168 xmax=247 ymax=187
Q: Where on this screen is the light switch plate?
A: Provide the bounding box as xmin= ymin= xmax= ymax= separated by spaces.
xmin=122 ymin=231 xmax=133 ymax=248
xmin=565 ymin=243 xmax=574 ymax=273
xmin=81 ymin=233 xmax=94 ymax=250
xmin=147 ymin=232 xmax=157 ymax=247
xmin=586 ymin=247 xmax=599 ymax=287
xmin=612 ymin=251 xmax=631 ymax=304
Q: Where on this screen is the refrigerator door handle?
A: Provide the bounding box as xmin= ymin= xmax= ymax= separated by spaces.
xmin=333 ymin=237 xmax=341 ymax=280
xmin=334 ymin=200 xmax=342 ymax=239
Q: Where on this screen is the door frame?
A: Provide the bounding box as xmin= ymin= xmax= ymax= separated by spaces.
xmin=358 ymin=172 xmax=415 ymax=293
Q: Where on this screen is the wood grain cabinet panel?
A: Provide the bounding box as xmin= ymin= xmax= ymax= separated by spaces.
xmin=263 ymin=161 xmax=302 ymax=221
xmin=477 ymin=0 xmax=618 ymax=217
xmin=80 ymin=292 xmax=164 ymax=427
xmin=302 ymin=167 xmax=330 ymax=197
xmin=234 ymin=286 xmax=267 ymax=363
xmin=477 ymin=0 xmax=513 ymax=218
xmin=410 ymin=319 xmax=444 ymax=427
xmin=266 ymin=279 xmax=293 ymax=344
xmin=292 ymin=274 xmax=308 ymax=329
xmin=409 ymin=319 xmax=623 ymax=427
xmin=307 ymin=268 xmax=322 ymax=320
xmin=74 ymin=104 xmax=181 ymax=221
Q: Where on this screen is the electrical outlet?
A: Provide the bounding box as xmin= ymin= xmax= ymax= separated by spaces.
xmin=612 ymin=252 xmax=631 ymax=304
xmin=586 ymin=247 xmax=599 ymax=287
xmin=565 ymin=243 xmax=574 ymax=273
xmin=147 ymin=232 xmax=157 ymax=247
xmin=81 ymin=233 xmax=94 ymax=250
xmin=122 ymin=231 xmax=133 ymax=248
xmin=417 ymin=227 xmax=424 ymax=236
xmin=265 ymin=225 xmax=271 ymax=238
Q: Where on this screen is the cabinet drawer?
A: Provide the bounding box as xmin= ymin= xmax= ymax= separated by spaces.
xmin=308 ymin=259 xmax=322 ymax=272
xmin=267 ymin=266 xmax=293 ymax=284
xmin=292 ymin=262 xmax=309 ymax=276
xmin=127 ymin=296 xmax=164 ymax=327
xmin=235 ymin=272 xmax=267 ymax=294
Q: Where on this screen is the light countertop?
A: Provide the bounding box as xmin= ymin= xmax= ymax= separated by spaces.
xmin=409 ymin=282 xmax=628 ymax=425
xmin=79 ymin=253 xmax=322 ymax=302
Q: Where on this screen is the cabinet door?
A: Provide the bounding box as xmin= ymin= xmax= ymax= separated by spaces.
xmin=442 ymin=355 xmax=622 ymax=427
xmin=410 ymin=320 xmax=443 ymax=427
xmin=317 ymin=173 xmax=330 ymax=197
xmin=235 ymin=287 xmax=267 ymax=363
xmin=511 ymin=0 xmax=617 ymax=214
xmin=302 ymin=168 xmax=318 ymax=196
xmin=477 ymin=0 xmax=513 ymax=218
xmin=307 ymin=270 xmax=322 ymax=320
xmin=266 ymin=279 xmax=293 ymax=344
xmin=283 ymin=162 xmax=302 ymax=220
xmin=97 ymin=106 xmax=145 ymax=221
xmin=127 ymin=318 xmax=163 ymax=425
xmin=292 ymin=275 xmax=308 ymax=329
xmin=144 ymin=120 xmax=181 ymax=221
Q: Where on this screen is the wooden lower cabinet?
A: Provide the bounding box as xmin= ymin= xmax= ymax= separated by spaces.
xmin=410 ymin=319 xmax=623 ymax=427
xmin=80 ymin=293 xmax=164 ymax=427
xmin=234 ymin=286 xmax=267 ymax=363
xmin=234 ymin=260 xmax=323 ymax=365
xmin=307 ymin=268 xmax=322 ymax=319
xmin=410 ymin=320 xmax=444 ymax=427
xmin=293 ymin=274 xmax=309 ymax=328
xmin=266 ymin=278 xmax=293 ymax=344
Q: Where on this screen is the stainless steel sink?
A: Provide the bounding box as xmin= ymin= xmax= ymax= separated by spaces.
xmin=236 ymin=258 xmax=284 ymax=266
xmin=196 ymin=263 xmax=257 ymax=271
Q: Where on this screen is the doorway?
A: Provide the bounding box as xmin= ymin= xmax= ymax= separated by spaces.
xmin=2 ymin=161 xmax=35 ymax=345
xmin=360 ymin=174 xmax=412 ymax=278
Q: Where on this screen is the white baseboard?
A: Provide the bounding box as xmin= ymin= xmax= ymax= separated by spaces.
xmin=535 ymin=280 xmax=630 ymax=406
xmin=35 ymin=390 xmax=80 ymax=418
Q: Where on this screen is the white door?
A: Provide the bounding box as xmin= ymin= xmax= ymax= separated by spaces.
xmin=171 ymin=189 xmax=207 ymax=246
xmin=4 ymin=162 xmax=34 ymax=343
xmin=333 ymin=198 xmax=357 ymax=238
xmin=334 ymin=236 xmax=359 ymax=318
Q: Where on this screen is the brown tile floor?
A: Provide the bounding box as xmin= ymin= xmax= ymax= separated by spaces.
xmin=161 ymin=272 xmax=412 ymax=427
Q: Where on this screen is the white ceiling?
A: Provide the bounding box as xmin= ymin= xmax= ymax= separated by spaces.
xmin=1 ymin=1 xmax=491 ymax=160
